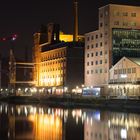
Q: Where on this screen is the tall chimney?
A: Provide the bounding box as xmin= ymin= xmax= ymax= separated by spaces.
xmin=73 ymin=0 xmax=78 ymax=41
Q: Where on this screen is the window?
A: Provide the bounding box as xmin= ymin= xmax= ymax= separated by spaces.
xmin=114 ymin=21 xmax=119 ymax=25
xmin=91 ymin=36 xmax=94 ymax=40
xmin=91 ymin=44 xmax=94 ymax=48
xmin=100 ymin=33 xmax=103 ymax=38
xmin=100 ymin=60 xmax=102 ymax=64
xmin=132 ymin=68 xmax=136 ymax=73
xmin=87 ymin=45 xmax=89 ymax=49
xmin=96 ymin=61 xmax=98 ymax=65
xmin=96 ymin=43 xmax=98 ymax=48
xmin=87 ymin=70 xmax=89 ymax=74
xmin=123 ymin=22 xmax=128 ymax=26
xmin=96 ymin=52 xmax=98 ymax=56
xmin=100 ymin=42 xmax=102 ymax=47
xmin=87 ymin=53 xmax=89 ymax=57
xmin=91 ymin=61 xmax=94 ymax=65
xmin=91 ymin=53 xmax=94 ymax=57
xmin=131 ymin=22 xmax=136 ymax=26
xmin=127 ymin=68 xmax=131 ymax=73
xmin=96 ymin=35 xmax=98 ymax=39
xmin=131 ymin=13 xmax=136 ymax=17
xmin=100 ymin=69 xmax=102 ymax=73
xmin=95 ymin=69 xmax=98 ymax=73
xmin=100 ymin=51 xmax=103 ymax=55
xmin=87 ymin=62 xmax=89 ymax=66
xmin=123 ymin=12 xmax=128 ymax=16
xmin=100 ymin=22 xmax=103 ymax=27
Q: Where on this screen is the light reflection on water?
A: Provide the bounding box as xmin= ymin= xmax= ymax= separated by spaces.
xmin=0 ymin=103 xmax=140 ymax=140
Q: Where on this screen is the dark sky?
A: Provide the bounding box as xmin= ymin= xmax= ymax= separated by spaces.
xmin=1 ymin=0 xmax=140 ymax=60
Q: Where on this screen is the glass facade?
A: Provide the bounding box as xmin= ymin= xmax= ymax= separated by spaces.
xmin=112 ymin=28 xmax=140 ymax=64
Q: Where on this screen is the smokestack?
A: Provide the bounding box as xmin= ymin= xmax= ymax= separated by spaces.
xmin=73 ymin=0 xmax=78 ymax=41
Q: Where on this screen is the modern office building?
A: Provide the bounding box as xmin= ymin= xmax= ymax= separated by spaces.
xmin=85 ymin=4 xmax=140 ymax=94
xmin=33 ymin=23 xmax=84 ymax=94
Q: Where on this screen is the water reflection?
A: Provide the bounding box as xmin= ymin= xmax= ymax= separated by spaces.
xmin=0 ymin=103 xmax=140 ymax=140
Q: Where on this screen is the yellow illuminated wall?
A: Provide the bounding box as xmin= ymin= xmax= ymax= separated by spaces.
xmin=40 ymin=47 xmax=66 ymax=87
xmin=60 ymin=32 xmax=84 ymax=42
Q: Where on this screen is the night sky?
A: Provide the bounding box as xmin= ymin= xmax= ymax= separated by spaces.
xmin=1 ymin=0 xmax=140 ymax=60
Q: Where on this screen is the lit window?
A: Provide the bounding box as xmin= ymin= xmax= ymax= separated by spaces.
xmin=123 ymin=12 xmax=128 ymax=16
xmin=114 ymin=21 xmax=119 ymax=25
xmin=131 ymin=13 xmax=136 ymax=17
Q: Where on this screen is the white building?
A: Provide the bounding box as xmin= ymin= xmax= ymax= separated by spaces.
xmin=109 ymin=57 xmax=140 ymax=97
xmin=85 ymin=4 xmax=140 ymax=95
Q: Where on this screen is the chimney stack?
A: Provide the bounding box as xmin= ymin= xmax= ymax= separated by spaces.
xmin=73 ymin=0 xmax=78 ymax=41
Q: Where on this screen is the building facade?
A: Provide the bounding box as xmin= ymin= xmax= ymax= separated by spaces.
xmin=33 ymin=23 xmax=84 ymax=94
xmin=109 ymin=57 xmax=140 ymax=96
xmin=85 ymin=4 xmax=140 ymax=93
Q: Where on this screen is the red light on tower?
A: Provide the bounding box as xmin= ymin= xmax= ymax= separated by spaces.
xmin=11 ymin=34 xmax=18 ymax=41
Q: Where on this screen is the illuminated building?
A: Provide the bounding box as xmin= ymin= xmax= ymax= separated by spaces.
xmin=109 ymin=57 xmax=140 ymax=96
xmin=85 ymin=4 xmax=140 ymax=94
xmin=33 ymin=23 xmax=84 ymax=93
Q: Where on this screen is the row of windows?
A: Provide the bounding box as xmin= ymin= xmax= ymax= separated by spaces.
xmin=86 ymin=51 xmax=104 ymax=57
xmin=41 ymin=59 xmax=66 ymax=66
xmin=41 ymin=67 xmax=66 ymax=73
xmin=114 ymin=68 xmax=136 ymax=75
xmin=41 ymin=51 xmax=66 ymax=61
xmin=113 ymin=11 xmax=136 ymax=17
xmin=42 ymin=75 xmax=64 ymax=79
xmin=114 ymin=21 xmax=136 ymax=26
xmin=87 ymin=68 xmax=107 ymax=74
xmin=86 ymin=41 xmax=108 ymax=49
xmin=87 ymin=59 xmax=107 ymax=66
xmin=86 ymin=33 xmax=103 ymax=41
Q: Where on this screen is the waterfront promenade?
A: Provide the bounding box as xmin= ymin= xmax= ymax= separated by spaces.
xmin=0 ymin=94 xmax=140 ymax=112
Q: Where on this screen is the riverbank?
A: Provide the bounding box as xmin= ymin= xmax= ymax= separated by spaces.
xmin=0 ymin=95 xmax=140 ymax=112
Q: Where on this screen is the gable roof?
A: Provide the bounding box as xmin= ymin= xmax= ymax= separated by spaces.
xmin=128 ymin=58 xmax=140 ymax=66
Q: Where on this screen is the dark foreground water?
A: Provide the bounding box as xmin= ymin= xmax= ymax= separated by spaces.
xmin=0 ymin=103 xmax=140 ymax=140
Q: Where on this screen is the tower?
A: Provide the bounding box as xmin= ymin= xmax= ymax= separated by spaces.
xmin=73 ymin=0 xmax=78 ymax=41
